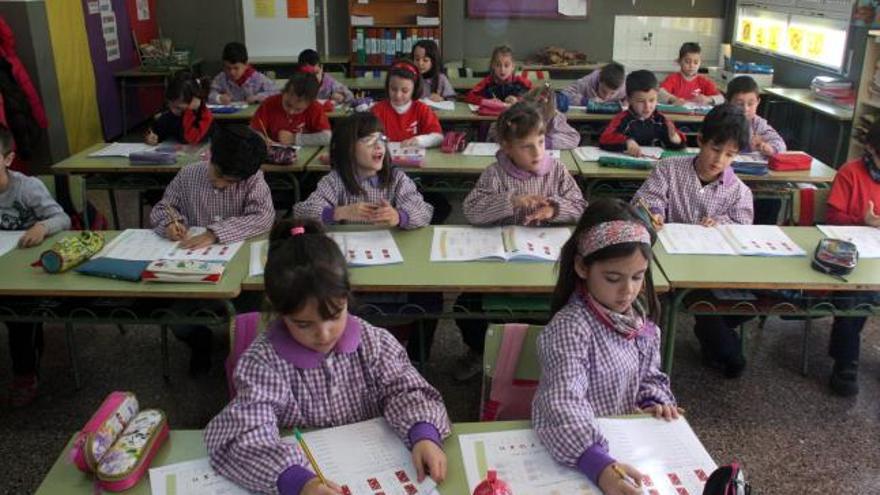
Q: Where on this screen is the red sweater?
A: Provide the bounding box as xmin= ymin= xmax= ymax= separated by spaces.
xmin=250 ymin=95 xmax=330 ymax=141
xmin=371 ymin=100 xmax=442 ymax=142
xmin=660 ymin=72 xmax=720 ymax=100
xmin=464 ymin=74 xmax=533 ymax=105
xmin=827 ymin=158 xmax=880 ymax=225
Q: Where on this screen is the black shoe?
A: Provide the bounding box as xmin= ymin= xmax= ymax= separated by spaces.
xmin=185 ymin=330 xmax=213 ymax=377
xmin=830 ymin=361 xmax=859 ymax=397
xmin=702 ymin=351 xmax=746 ymax=379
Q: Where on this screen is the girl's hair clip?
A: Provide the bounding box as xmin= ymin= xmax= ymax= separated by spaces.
xmin=290 ymin=226 xmax=305 ymax=236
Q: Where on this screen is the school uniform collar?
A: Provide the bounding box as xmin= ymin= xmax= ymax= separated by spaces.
xmin=691 ymin=156 xmax=735 ymax=187
xmin=392 ymin=101 xmax=413 ymax=114
xmin=234 ymin=65 xmax=256 ymax=87
xmin=492 ymin=74 xmax=517 ymax=85
xmin=268 ymin=315 xmax=362 ymax=368
xmin=497 ymin=150 xmax=553 ymax=179
xmin=628 ymin=108 xmax=661 ymax=122
xmin=355 ymin=171 xmax=381 ymax=187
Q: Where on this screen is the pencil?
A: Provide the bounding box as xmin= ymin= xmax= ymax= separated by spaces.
xmin=636 ymin=197 xmax=659 ymax=229
xmin=612 ymin=464 xmax=638 ymax=488
xmin=257 ymin=118 xmax=270 ymax=142
xmin=294 ymin=428 xmax=327 ymax=486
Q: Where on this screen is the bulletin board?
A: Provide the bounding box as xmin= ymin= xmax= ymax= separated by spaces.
xmin=241 ymin=0 xmax=316 ymax=58
xmin=467 ymin=0 xmax=588 ymax=19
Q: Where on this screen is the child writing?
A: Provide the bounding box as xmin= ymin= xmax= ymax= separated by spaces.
xmin=294 ymin=112 xmax=433 ymax=229
xmin=561 ymin=62 xmax=627 ymax=107
xmin=455 ymin=102 xmax=586 ymax=380
xmin=632 ymin=104 xmax=753 ymax=378
xmin=251 ymin=67 xmax=332 ymax=146
xmin=0 ymin=124 xmax=70 ymax=407
xmin=150 ymin=127 xmax=275 ymax=374
xmin=599 ymin=70 xmax=686 ymax=157
xmin=412 ymin=40 xmax=456 ymax=102
xmin=205 ymin=219 xmax=451 ymax=495
xmin=146 ymin=71 xmax=214 ymax=145
xmin=726 ymin=75 xmax=786 ymax=156
xmin=489 ymin=85 xmax=581 ymax=150
xmin=371 ymin=60 xmax=444 ymax=148
xmin=464 ymin=45 xmax=532 ymax=105
xmin=209 ymin=42 xmax=278 ymax=105
xmin=533 ymin=198 xmax=678 ymax=495
xmin=298 ymin=49 xmax=354 ymax=105
xmin=659 ymin=42 xmax=724 ymax=106
xmin=823 ymin=119 xmax=880 ymax=396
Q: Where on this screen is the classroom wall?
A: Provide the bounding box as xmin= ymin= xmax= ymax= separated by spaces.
xmin=156 ymin=0 xmax=244 ymax=75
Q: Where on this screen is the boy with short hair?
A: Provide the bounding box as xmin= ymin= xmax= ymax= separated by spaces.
xmin=209 ymin=42 xmax=278 ymax=105
xmin=599 ymin=70 xmax=686 ymax=157
xmin=297 ymin=49 xmax=354 ymax=104
xmin=561 ymin=62 xmax=626 ymax=107
xmin=726 ymin=75 xmax=786 ymax=156
xmin=250 ymin=67 xmax=332 ymax=146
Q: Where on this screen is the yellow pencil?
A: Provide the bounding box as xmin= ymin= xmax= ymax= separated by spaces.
xmin=257 ymin=117 xmax=270 ymax=142
xmin=612 ymin=464 xmax=638 ymax=487
xmin=294 ymin=428 xmax=327 ymax=485
xmin=636 ymin=197 xmax=660 ymax=229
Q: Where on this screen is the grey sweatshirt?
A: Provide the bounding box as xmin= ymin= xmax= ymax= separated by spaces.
xmin=0 ymin=170 xmax=71 ymax=233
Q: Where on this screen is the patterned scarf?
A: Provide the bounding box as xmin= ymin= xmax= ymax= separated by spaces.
xmin=578 ymin=283 xmax=649 ymax=339
xmin=865 ymin=152 xmax=880 ymax=183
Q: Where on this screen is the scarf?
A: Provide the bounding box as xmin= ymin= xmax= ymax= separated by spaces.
xmin=865 ymin=152 xmax=880 ymax=183
xmin=578 ymin=284 xmax=649 ymax=340
xmin=234 ymin=65 xmax=256 ymax=87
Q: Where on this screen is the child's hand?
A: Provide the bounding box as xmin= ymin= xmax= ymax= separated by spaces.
xmin=624 ymin=139 xmax=641 ymax=157
xmin=400 ymin=138 xmax=420 ymax=147
xmin=512 ymin=195 xmax=549 ymax=210
xmin=641 ymin=403 xmax=683 ymax=421
xmin=700 ymin=217 xmax=717 ymax=228
xmin=865 ymin=201 xmax=880 ymax=227
xmin=245 ymin=94 xmax=259 ymax=104
xmin=188 ymin=97 xmax=202 ymax=110
xmin=525 ymin=204 xmax=556 ymax=225
xmin=504 ymin=95 xmax=518 ymax=105
xmin=651 ymin=213 xmax=665 ymax=231
xmin=18 ymin=223 xmax=47 ymax=248
xmin=178 ymin=230 xmax=217 ymax=249
xmin=672 ymin=97 xmax=687 ymax=106
xmin=692 ymin=94 xmax=712 ymax=105
xmin=665 ymin=119 xmax=682 ymax=144
xmin=331 ymin=92 xmax=346 ymax=104
xmin=278 ymin=130 xmax=297 ymax=145
xmin=598 ymin=463 xmax=644 ymax=495
xmin=370 ymin=199 xmax=401 ymax=227
xmin=411 ymin=439 xmax=447 ymax=483
xmin=335 ymin=203 xmax=377 ymax=223
xmin=429 ymin=93 xmax=444 ymax=102
xmin=165 ymin=222 xmax=187 ymax=241
xmin=145 ymin=129 xmax=159 ymax=145
xmin=300 ymin=477 xmax=343 ymax=495
xmin=218 ymin=93 xmax=232 ymax=105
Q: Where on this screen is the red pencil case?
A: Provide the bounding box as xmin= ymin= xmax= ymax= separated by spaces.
xmin=477 ymin=99 xmax=507 ymax=116
xmin=769 ymin=152 xmax=812 ymax=171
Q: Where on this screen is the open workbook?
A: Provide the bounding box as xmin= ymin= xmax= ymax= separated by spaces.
xmin=148 ymin=418 xmax=437 ymax=495
xmin=658 ymin=223 xmax=806 ymax=256
xmin=463 ymin=142 xmax=561 ymax=159
xmin=458 ymin=416 xmax=717 ymax=495
xmin=818 ymin=225 xmax=880 ymax=258
xmin=249 ymin=230 xmax=403 ymax=276
xmin=430 ymin=226 xmax=571 ymax=262
xmin=97 ymin=228 xmax=243 ymax=262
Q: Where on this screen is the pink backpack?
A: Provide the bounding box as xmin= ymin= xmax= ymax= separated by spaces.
xmin=225 ymin=312 xmax=265 ymax=398
xmin=480 ymin=324 xmax=541 ymax=421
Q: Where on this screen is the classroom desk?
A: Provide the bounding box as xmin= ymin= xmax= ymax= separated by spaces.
xmin=328 ymin=76 xmax=576 ymax=92
xmin=113 ymin=59 xmax=204 ymax=136
xmin=52 ymin=143 xmax=321 ymax=228
xmin=34 ymin=420 xmax=530 ymax=495
xmin=762 ymin=87 xmax=853 ymax=166
xmin=653 ymin=226 xmax=880 ymax=374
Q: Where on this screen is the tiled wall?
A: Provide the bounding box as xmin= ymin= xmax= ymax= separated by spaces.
xmin=613 ymin=16 xmax=724 ymax=68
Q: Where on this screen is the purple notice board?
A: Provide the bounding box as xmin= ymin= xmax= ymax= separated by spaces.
xmin=467 ymin=0 xmax=588 ymax=19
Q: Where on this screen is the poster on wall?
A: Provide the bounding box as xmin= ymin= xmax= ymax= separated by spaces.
xmin=101 ymin=8 xmax=120 ymax=62
xmin=136 ymin=0 xmax=150 ymax=20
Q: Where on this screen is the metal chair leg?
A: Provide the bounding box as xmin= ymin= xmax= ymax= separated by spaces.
xmin=801 ymin=318 xmax=811 ymax=376
xmin=161 ymin=325 xmax=170 ymax=383
xmin=108 ymin=189 xmax=120 ymax=230
xmin=65 ymin=323 xmax=82 ymax=390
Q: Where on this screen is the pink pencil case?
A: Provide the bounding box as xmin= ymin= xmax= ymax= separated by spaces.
xmin=70 ymin=391 xmax=168 ymax=492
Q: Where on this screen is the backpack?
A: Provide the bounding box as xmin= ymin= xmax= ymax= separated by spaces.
xmin=702 ymin=462 xmax=751 ymax=495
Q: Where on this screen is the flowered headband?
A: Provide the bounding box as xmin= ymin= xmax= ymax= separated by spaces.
xmin=577 ymin=220 xmax=650 ymax=257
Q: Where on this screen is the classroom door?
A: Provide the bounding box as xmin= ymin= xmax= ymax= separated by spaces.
xmin=242 ymin=0 xmax=317 ymax=58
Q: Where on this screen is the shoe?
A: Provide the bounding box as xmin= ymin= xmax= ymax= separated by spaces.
xmin=183 ymin=328 xmax=213 ymax=377
xmin=453 ymin=350 xmax=483 ymax=382
xmin=829 ymin=361 xmax=859 ymax=397
xmin=701 ymin=351 xmax=746 ymax=379
xmin=10 ymin=374 xmax=38 ymax=408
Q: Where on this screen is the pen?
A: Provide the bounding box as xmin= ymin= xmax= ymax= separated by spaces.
xmin=294 ymin=428 xmax=327 ymax=486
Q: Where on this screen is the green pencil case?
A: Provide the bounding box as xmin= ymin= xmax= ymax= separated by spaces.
xmin=598 ymin=156 xmax=656 ymax=170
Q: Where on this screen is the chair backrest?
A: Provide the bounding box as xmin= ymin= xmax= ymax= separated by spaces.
xmin=790 ymin=187 xmax=830 ymax=226
xmin=37 ymin=175 xmax=88 ymax=214
xmin=480 ymin=323 xmax=543 ymax=421
xmin=518 ymin=69 xmax=550 ymax=82
xmin=226 ymin=312 xmax=269 ymax=398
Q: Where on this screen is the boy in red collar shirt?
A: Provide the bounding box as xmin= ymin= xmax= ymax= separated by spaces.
xmin=209 ymin=42 xmax=278 ymax=105
xmin=824 ymin=120 xmax=880 ymax=397
xmin=250 ymin=65 xmax=331 ymax=146
xmin=659 ymin=42 xmax=725 ymax=106
xmin=599 ymin=70 xmax=686 ymax=157
xmin=464 ymin=45 xmax=532 ymax=105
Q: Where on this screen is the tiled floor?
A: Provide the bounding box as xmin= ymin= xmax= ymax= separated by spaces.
xmin=1 ymin=191 xmax=878 ymax=494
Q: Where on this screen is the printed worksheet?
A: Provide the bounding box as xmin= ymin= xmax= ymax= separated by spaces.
xmin=818 ymin=225 xmax=880 ymax=258
xmin=430 ymin=226 xmax=569 ymax=262
xmin=98 ymin=229 xmax=243 ymax=262
xmin=88 ymin=142 xmax=156 ymax=157
xmin=149 ymin=457 xmax=250 ymax=495
xmin=248 ymin=240 xmax=268 ymax=277
xmin=658 ymin=224 xmax=736 ymax=255
xmin=463 ymin=142 xmax=561 ymax=159
xmin=0 ymin=231 xmax=24 ymax=258
xmin=419 ymin=98 xmax=455 ymax=111
xmin=718 ymin=224 xmax=805 ymax=256
xmin=327 ymin=230 xmax=404 ymax=266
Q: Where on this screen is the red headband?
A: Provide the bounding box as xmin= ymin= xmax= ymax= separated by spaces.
xmin=391 ymin=62 xmax=418 ymax=76
xmin=298 ymin=65 xmax=317 ymax=74
xmin=290 ymin=226 xmax=305 ymax=236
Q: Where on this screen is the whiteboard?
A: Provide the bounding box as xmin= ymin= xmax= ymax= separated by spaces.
xmin=242 ymin=0 xmax=317 ymax=58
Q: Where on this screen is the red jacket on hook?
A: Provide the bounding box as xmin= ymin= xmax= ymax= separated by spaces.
xmin=0 ymin=16 xmax=47 ymax=129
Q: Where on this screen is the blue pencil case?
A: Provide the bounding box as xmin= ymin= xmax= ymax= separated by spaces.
xmin=732 ymin=162 xmax=769 ymax=176
xmin=76 ymin=258 xmax=150 ymax=282
xmin=129 ymin=151 xmax=177 ymax=165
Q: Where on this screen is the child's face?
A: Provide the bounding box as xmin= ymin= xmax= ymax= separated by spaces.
xmin=388 ymin=75 xmax=414 ymax=107
xmin=354 ymin=132 xmax=387 ymax=176
xmin=628 ymin=89 xmax=658 ymax=119
xmin=696 ymin=138 xmax=740 ymax=181
xmin=492 ymin=54 xmax=515 ymax=81
xmin=168 ymin=97 xmax=190 ymax=116
xmin=282 ymin=297 xmax=349 ymax=354
xmin=501 ymin=130 xmax=546 ymax=172
xmin=576 ymin=249 xmax=648 ymax=314
xmin=598 ymin=82 xmax=618 ymax=100
xmin=223 ymin=61 xmax=248 ymax=81
xmin=413 ymin=47 xmax=432 ymax=75
xmin=208 ymin=163 xmax=241 ymax=189
xmin=679 ymin=52 xmax=701 ymax=77
xmin=311 ymin=64 xmax=324 ymax=81
xmin=729 ymin=91 xmax=760 ymax=120
xmin=282 ymin=92 xmax=311 ymax=114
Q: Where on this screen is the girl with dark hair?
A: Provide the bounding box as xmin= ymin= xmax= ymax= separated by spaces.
xmin=146 ymin=70 xmax=214 ymax=145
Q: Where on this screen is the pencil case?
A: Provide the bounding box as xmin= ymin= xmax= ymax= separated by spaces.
xmin=75 ymin=257 xmax=151 ymax=282
xmin=769 ymin=151 xmax=812 ymax=171
xmin=477 ymin=99 xmax=507 ymax=116
xmin=597 ymin=155 xmax=655 ymax=170
xmin=585 ymin=100 xmax=622 ymax=114
xmin=129 ymin=151 xmax=177 ymax=165
xmin=95 ymin=409 xmax=169 ymax=492
xmin=71 ymin=391 xmax=140 ymax=472
xmin=267 ymin=143 xmax=298 ymax=165
xmin=34 ymin=231 xmax=105 ymax=273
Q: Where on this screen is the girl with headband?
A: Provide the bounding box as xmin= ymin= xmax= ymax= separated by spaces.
xmin=532 ymin=198 xmax=680 ymax=495
xmin=371 ymin=59 xmax=443 ymax=148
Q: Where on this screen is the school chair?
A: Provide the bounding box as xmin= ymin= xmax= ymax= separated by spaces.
xmin=225 ymin=311 xmax=268 ymax=398
xmin=463 ymin=57 xmax=493 ymax=77
xmin=480 ymin=323 xmax=543 ymax=421
xmin=518 ymin=69 xmax=550 ymax=82
xmin=443 ymin=60 xmax=468 ymax=79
